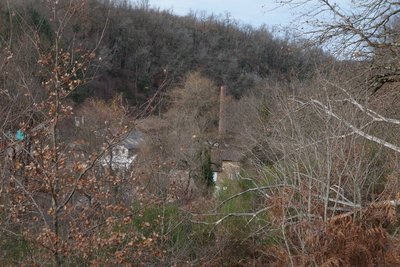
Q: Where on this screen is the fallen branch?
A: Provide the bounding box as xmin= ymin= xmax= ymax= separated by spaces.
xmin=311 ymin=99 xmax=400 ymax=153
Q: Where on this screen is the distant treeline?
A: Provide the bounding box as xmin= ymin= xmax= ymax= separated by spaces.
xmin=0 ymin=0 xmax=331 ymax=105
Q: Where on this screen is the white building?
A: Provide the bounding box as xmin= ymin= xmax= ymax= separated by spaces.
xmin=101 ymin=131 xmax=143 ymax=170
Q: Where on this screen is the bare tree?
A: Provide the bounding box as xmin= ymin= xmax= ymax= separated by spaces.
xmin=277 ymin=0 xmax=400 ymax=92
xmin=0 ymin=1 xmax=137 ymax=265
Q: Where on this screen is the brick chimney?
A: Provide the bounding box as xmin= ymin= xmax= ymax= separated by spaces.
xmin=218 ymin=85 xmax=227 ymax=136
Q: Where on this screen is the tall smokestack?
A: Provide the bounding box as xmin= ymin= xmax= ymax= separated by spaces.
xmin=218 ymin=85 xmax=227 ymax=136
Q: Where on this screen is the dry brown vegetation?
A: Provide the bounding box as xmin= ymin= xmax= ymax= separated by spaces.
xmin=1 ymin=0 xmax=400 ymax=266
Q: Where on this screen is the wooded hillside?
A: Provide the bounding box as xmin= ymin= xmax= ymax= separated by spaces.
xmin=1 ymin=0 xmax=329 ymax=104
xmin=2 ymin=0 xmax=400 ymax=266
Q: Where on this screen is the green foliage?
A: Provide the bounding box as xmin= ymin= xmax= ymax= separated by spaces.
xmin=29 ymin=8 xmax=53 ymax=42
xmin=260 ymin=164 xmax=283 ymax=186
xmin=0 ymin=233 xmax=30 ymax=265
xmin=217 ymin=176 xmax=256 ymax=214
xmin=362 ymin=140 xmax=389 ymax=200
xmin=217 ymin=177 xmax=263 ymax=229
xmin=130 ymin=202 xmax=216 ymax=261
xmin=258 ymin=102 xmax=270 ymax=122
xmin=70 ymin=86 xmax=91 ymax=103
xmin=72 ymin=23 xmax=81 ymax=34
xmin=211 ymin=177 xmax=279 ymax=265
xmin=200 ymin=148 xmax=214 ymax=187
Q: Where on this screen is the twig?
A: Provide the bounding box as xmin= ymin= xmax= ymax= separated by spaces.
xmin=311 ymin=99 xmax=400 ymax=153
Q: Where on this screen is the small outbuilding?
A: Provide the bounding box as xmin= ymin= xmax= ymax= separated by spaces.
xmin=101 ymin=130 xmax=144 ymax=170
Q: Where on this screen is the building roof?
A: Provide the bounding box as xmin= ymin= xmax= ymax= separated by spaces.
xmin=221 ymin=147 xmax=242 ymax=162
xmin=120 ymin=130 xmax=144 ymax=150
xmin=210 ymin=145 xmax=243 ymax=172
